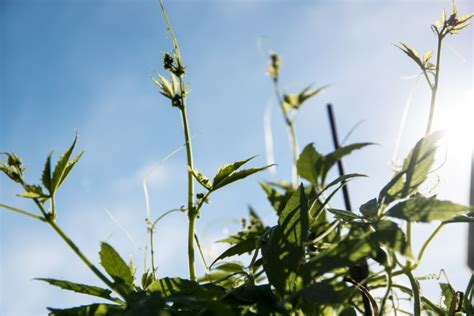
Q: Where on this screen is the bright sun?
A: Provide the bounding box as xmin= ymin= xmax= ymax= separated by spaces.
xmin=435 ymin=89 xmax=474 ymax=155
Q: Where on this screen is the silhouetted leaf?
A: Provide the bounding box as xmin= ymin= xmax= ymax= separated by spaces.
xmin=37 ymin=278 xmax=115 ymax=301
xmin=387 ymin=195 xmax=470 ymax=222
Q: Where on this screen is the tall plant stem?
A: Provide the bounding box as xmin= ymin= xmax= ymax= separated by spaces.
xmin=273 ymin=78 xmax=299 ymax=187
xmin=425 ymin=34 xmax=443 ymax=136
xmin=158 ymin=0 xmax=197 ymax=281
xmin=180 ymin=105 xmax=196 ymax=281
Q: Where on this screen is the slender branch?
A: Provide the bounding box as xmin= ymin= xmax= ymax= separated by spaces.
xmin=0 ymin=203 xmax=45 ymax=222
xmin=404 ymin=269 xmax=421 ymax=316
xmin=425 ymin=33 xmax=443 ymax=135
xmin=47 ymin=219 xmax=119 ymax=296
xmin=413 ymin=223 xmax=444 ymax=270
xmin=194 ymin=233 xmax=209 ymax=273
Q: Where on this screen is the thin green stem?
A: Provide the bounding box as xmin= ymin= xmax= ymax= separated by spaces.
xmin=187 ymin=212 xmax=197 ymax=280
xmin=149 ymin=227 xmax=156 ymax=278
xmin=0 ymin=203 xmax=45 ymax=222
xmin=404 ymin=268 xmax=421 ymax=316
xmin=425 ymin=34 xmax=443 ymax=135
xmin=273 ymin=78 xmax=299 ymax=188
xmin=194 ymin=233 xmax=209 ymax=273
xmin=380 ymin=266 xmax=393 ymax=313
xmin=158 ymin=0 xmax=196 ymax=281
xmin=413 ymin=223 xmax=444 ymax=270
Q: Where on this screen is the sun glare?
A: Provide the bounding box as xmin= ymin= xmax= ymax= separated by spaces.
xmin=435 ymin=89 xmax=474 ymax=156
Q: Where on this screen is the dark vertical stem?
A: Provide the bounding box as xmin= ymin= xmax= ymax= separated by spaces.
xmin=326 ymin=103 xmax=372 ymax=316
xmin=327 ymin=104 xmax=352 ymax=211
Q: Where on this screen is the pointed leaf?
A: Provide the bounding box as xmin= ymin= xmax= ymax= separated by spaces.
xmin=212 ymin=156 xmax=255 ymax=187
xmin=213 ymin=165 xmax=273 ymax=190
xmin=99 ymin=243 xmax=134 ymax=285
xmin=387 ymin=195 xmax=470 ymax=222
xmin=37 ymin=278 xmax=115 ymax=301
xmin=296 ymin=143 xmax=324 ymax=186
xmin=51 ymin=136 xmax=78 ymax=193
xmin=42 ymin=151 xmax=53 ymax=193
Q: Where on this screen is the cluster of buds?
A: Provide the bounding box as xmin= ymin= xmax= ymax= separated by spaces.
xmin=435 ymin=3 xmax=473 ymax=37
xmin=0 ymin=153 xmax=25 ymax=183
xmin=266 ymin=53 xmax=281 ymax=82
xmin=163 ymin=52 xmax=185 ymax=77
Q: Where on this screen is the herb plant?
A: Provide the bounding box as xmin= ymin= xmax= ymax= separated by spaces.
xmin=1 ymin=1 xmax=474 ymax=315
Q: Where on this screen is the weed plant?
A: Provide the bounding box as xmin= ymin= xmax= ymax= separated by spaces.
xmin=1 ymin=1 xmax=474 ymax=315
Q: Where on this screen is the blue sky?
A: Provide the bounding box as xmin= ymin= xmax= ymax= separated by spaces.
xmin=1 ymin=0 xmax=473 ymax=314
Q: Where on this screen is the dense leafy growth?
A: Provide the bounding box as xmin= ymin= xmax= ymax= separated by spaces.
xmin=1 ymin=1 xmax=473 ymax=315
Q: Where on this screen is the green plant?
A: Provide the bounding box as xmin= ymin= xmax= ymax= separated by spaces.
xmin=1 ymin=1 xmax=473 ymax=315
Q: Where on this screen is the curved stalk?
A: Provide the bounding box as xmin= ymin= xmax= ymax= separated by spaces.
xmin=413 ymin=223 xmax=444 ymax=270
xmin=404 ymin=269 xmax=421 ymax=316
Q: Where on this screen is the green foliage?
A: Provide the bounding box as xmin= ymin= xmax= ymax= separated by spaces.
xmin=1 ymin=1 xmax=473 ymax=315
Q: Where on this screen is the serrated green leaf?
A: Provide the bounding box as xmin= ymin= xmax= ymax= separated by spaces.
xmin=99 ymin=243 xmax=134 ymax=285
xmin=297 ymin=143 xmax=371 ymax=187
xmin=189 ymin=168 xmax=212 ymax=190
xmin=51 ymin=136 xmax=78 ymax=194
xmin=58 ymin=151 xmax=84 ymax=189
xmin=37 ymin=278 xmax=115 ymax=301
xmin=212 ymin=156 xmax=255 ymax=187
xmin=48 ymin=304 xmax=125 ymax=316
xmin=42 ymin=151 xmax=53 ymax=193
xmin=211 ymin=238 xmax=257 ymax=266
xmin=278 ymin=184 xmax=309 ymax=247
xmin=380 ymin=131 xmax=443 ymax=203
xmin=262 ymin=186 xmax=310 ymax=294
xmin=213 ymin=165 xmax=273 ymax=190
xmin=296 ymin=143 xmax=324 ymax=186
xmin=387 ymin=195 xmax=470 ymax=222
